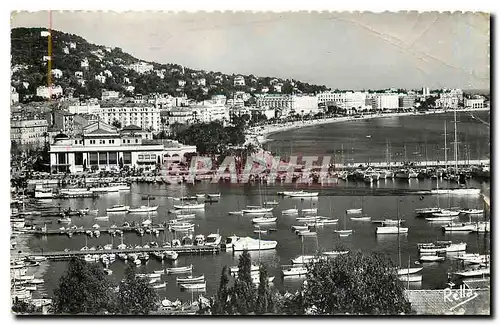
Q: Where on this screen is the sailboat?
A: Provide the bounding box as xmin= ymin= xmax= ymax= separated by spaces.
xmin=346 ymin=196 xmax=362 ymax=214
xmin=376 ymin=200 xmax=408 ymax=234
xmin=398 ymin=255 xmax=423 ymax=283
xmin=335 ymin=212 xmax=353 ymax=237
xmin=395 ymin=223 xmax=422 ymax=280
xmin=350 ymin=197 xmax=370 ymax=221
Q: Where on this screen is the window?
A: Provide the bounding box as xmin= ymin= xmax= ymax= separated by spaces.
xmin=127 ymin=140 xmax=131 ymax=144
xmin=135 ymin=139 xmax=138 ymax=143
xmin=75 ymin=152 xmax=83 ymax=165
xmin=109 ymin=139 xmax=114 ymax=144
xmin=123 ymin=152 xmax=131 ymax=164
xmin=89 ymin=153 xmax=98 ymax=165
xmin=90 ymin=140 xmax=96 ymax=144
xmin=108 ymin=152 xmax=117 ymax=165
xmin=99 ymin=152 xmax=107 ymax=165
xmin=100 ymin=140 xmax=105 ymax=144
xmin=58 ymin=153 xmax=66 ymax=164
xmin=74 ymin=140 xmax=78 ymax=144
xmin=138 ymin=155 xmax=144 ymax=160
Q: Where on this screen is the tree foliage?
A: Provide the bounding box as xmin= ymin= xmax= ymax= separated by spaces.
xmin=117 ymin=265 xmax=158 ymax=315
xmin=52 ymin=257 xmax=115 ymax=314
xmin=172 ymin=121 xmax=245 ymax=155
xmin=299 ymin=252 xmax=412 ymax=315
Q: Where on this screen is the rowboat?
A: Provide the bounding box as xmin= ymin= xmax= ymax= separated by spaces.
xmin=285 ymin=191 xmax=319 ymax=198
xmin=251 ymin=276 xmax=275 ymax=284
xmin=152 ymin=282 xmax=167 ymax=289
xmin=166 ymin=265 xmax=193 ymax=274
xmin=94 ymin=216 xmax=109 ymax=221
xmin=296 ymin=216 xmax=321 ymax=222
xmin=431 ymin=210 xmax=460 ymax=218
xmin=376 ymin=226 xmax=408 ymax=234
xmin=173 ymin=203 xmax=205 ymax=210
xmin=396 ymin=267 xmax=423 ymax=276
xmin=282 ymin=266 xmax=308 ymax=277
xmin=252 ymin=217 xmax=277 ymax=224
xmin=459 ymin=208 xmax=484 ymax=215
xmin=292 ymin=255 xmax=323 ymax=264
xmin=415 ymin=207 xmax=442 ymax=215
xmin=106 ymin=205 xmax=130 ymax=213
xmin=176 ymin=275 xmax=205 ymax=284
xmin=242 ymin=207 xmax=274 ymax=214
xmin=297 ymin=230 xmax=317 ymax=237
xmin=454 ymin=267 xmax=490 ymax=277
xmin=419 ymin=255 xmax=445 ymax=262
xmin=397 ymin=274 xmax=423 ymax=282
xmin=335 ymin=229 xmax=353 ymax=236
xmin=291 ymin=225 xmax=309 ymax=231
xmin=180 ymin=282 xmax=206 ymax=290
xmin=282 ymin=208 xmax=299 ymax=215
xmin=137 ymin=273 xmax=161 ymax=279
xmin=323 ymin=250 xmax=349 ymax=257
xmin=169 ymin=223 xmax=194 ymax=232
xmin=129 ymin=205 xmax=159 ymax=213
xmin=442 ymin=223 xmax=476 ymax=232
xmin=425 ymin=216 xmax=459 ymax=222
xmin=176 ymin=213 xmax=196 ymax=220
xmin=346 ymin=208 xmax=362 ymax=214
xmin=301 ymin=208 xmax=318 ymax=215
xmin=350 ymin=215 xmax=371 ymax=221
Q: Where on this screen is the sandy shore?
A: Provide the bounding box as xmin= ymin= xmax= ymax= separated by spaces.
xmin=246 ymin=108 xmax=489 ymax=145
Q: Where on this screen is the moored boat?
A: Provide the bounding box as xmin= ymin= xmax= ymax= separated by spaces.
xmin=106 ymin=205 xmax=130 ymax=213
xmin=128 ymin=205 xmax=159 ymax=213
xmin=176 ymin=275 xmax=205 ymax=284
xmin=166 ymin=265 xmax=193 ymax=274
xmin=376 ymin=226 xmax=408 ymax=234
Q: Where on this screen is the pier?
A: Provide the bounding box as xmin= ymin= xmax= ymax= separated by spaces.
xmin=27 ymin=245 xmax=220 ymax=261
xmin=332 ymin=159 xmax=489 ymax=169
xmin=22 ymin=225 xmax=173 ymax=236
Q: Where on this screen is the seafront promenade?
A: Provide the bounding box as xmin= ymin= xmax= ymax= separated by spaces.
xmin=245 ymin=108 xmax=490 ymax=145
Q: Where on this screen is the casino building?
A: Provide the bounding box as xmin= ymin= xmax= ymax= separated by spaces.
xmin=49 ymin=121 xmax=196 ymax=173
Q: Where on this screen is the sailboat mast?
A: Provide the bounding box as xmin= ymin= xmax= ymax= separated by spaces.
xmin=453 ymin=108 xmax=459 ymax=174
xmin=444 ymin=121 xmax=448 ymax=169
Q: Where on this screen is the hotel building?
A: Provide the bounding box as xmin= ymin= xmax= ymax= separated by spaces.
xmin=11 ymin=118 xmax=49 ymax=148
xmin=49 ymin=122 xmax=196 ymax=173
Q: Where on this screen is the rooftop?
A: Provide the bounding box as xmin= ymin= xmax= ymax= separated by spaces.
xmin=405 ymin=288 xmax=490 ymax=315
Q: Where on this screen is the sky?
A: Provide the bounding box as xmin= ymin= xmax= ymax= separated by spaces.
xmin=10 ymin=11 xmax=490 ymax=90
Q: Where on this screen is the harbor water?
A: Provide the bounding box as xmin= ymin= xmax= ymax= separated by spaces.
xmin=18 ymin=110 xmax=491 ymax=303
xmin=22 ymin=178 xmax=490 ymax=302
xmin=265 ymin=111 xmax=490 ymax=163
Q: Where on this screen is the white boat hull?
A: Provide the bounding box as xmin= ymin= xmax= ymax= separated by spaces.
xmin=397 ymin=267 xmax=423 ymax=275
xmin=376 ymin=227 xmax=408 ymax=234
xmin=397 ymin=274 xmax=423 ymax=282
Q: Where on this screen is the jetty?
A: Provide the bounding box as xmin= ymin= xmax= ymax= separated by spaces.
xmin=26 ymin=245 xmax=220 ymax=261
xmin=21 ymin=225 xmax=172 ymax=236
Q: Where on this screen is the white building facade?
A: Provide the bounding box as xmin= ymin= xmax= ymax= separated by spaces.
xmin=95 ymin=106 xmax=161 ymax=131
xmin=49 ymin=122 xmax=196 ymax=173
xmin=464 ymin=97 xmax=485 ymax=109
xmin=11 ymin=118 xmax=49 ymax=148
xmin=36 ymin=85 xmax=63 ymax=99
xmin=372 ymin=94 xmax=399 ymax=110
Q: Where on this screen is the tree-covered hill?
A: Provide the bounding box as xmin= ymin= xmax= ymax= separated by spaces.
xmin=11 ymin=27 xmax=329 ymax=102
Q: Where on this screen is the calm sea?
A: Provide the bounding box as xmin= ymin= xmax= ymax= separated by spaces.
xmin=265 ymin=111 xmax=490 ymax=163
xmin=19 ymin=111 xmax=491 ymax=303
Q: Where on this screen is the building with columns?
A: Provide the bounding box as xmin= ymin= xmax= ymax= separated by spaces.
xmin=49 ymin=121 xmax=196 ymax=173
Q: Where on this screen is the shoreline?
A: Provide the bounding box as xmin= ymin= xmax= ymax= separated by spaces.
xmin=246 ymin=108 xmax=490 ymax=145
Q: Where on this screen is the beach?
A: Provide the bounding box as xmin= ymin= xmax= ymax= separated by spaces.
xmin=245 ymin=108 xmax=490 ymax=145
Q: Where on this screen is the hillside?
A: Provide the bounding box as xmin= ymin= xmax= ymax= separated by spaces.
xmin=11 ymin=27 xmax=329 ymax=102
